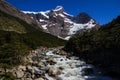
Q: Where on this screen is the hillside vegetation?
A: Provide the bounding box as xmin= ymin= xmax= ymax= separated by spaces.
xmin=0 ymin=10 xmax=66 ymax=68
xmin=0 ymin=10 xmax=38 ymax=33
xmin=65 ymin=16 xmax=120 ymax=78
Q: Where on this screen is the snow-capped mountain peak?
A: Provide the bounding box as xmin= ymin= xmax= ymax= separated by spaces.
xmin=55 ymin=6 xmax=64 ymax=11
xmin=22 ymin=11 xmax=38 ymax=14
xmin=23 ymin=6 xmax=99 ymax=40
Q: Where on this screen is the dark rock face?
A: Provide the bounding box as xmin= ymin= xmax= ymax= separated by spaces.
xmin=75 ymin=12 xmax=92 ymax=24
xmin=23 ymin=6 xmax=99 ymax=40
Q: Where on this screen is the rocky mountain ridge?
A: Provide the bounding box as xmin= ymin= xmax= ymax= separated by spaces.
xmin=0 ymin=0 xmax=99 ymax=40
xmin=23 ymin=6 xmax=99 ymax=40
xmin=0 ymin=0 xmax=41 ymax=29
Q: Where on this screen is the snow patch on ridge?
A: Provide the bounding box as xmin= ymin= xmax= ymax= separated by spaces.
xmin=22 ymin=6 xmax=97 ymax=41
xmin=22 ymin=11 xmax=49 ymax=19
xmin=64 ymin=18 xmax=73 ymax=24
xmin=54 ymin=6 xmax=63 ymax=11
xmin=64 ymin=36 xmax=71 ymax=40
xmin=59 ymin=13 xmax=65 ymax=17
xmin=40 ymin=12 xmax=49 ymax=19
xmin=39 ymin=19 xmax=45 ymax=22
xmin=41 ymin=24 xmax=47 ymax=30
xmin=68 ymin=19 xmax=96 ymax=35
xmin=22 ymin=11 xmax=39 ymax=14
xmin=63 ymin=12 xmax=73 ymax=17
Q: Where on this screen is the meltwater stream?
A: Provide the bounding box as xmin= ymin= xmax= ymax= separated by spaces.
xmin=39 ymin=51 xmax=112 ymax=80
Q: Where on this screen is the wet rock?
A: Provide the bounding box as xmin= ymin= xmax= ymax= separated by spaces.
xmin=33 ymin=67 xmax=45 ymax=78
xmin=31 ymin=74 xmax=35 ymax=79
xmin=41 ymin=48 xmax=46 ymax=52
xmin=56 ymin=50 xmax=60 ymax=54
xmin=18 ymin=65 xmax=26 ymax=71
xmin=48 ymin=58 xmax=57 ymax=65
xmin=60 ymin=59 xmax=63 ymax=61
xmin=56 ymin=77 xmax=62 ymax=80
xmin=26 ymin=65 xmax=34 ymax=74
xmin=66 ymin=56 xmax=71 ymax=59
xmin=82 ymin=68 xmax=94 ymax=75
xmin=59 ymin=50 xmax=67 ymax=56
xmin=35 ymin=77 xmax=44 ymax=80
xmin=59 ymin=66 xmax=64 ymax=70
xmin=31 ymin=50 xmax=38 ymax=54
xmin=29 ymin=59 xmax=33 ymax=64
xmin=70 ymin=63 xmax=76 ymax=68
xmin=15 ymin=69 xmax=24 ymax=78
xmin=32 ymin=61 xmax=38 ymax=66
xmin=64 ymin=72 xmax=71 ymax=77
xmin=48 ymin=67 xmax=61 ymax=77
xmin=24 ymin=72 xmax=31 ymax=78
xmin=37 ymin=62 xmax=44 ymax=68
xmin=0 ymin=68 xmax=5 ymax=74
xmin=25 ymin=78 xmax=33 ymax=80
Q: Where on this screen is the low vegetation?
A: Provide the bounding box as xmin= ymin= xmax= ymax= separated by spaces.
xmin=0 ymin=10 xmax=66 ymax=69
xmin=65 ymin=16 xmax=120 ymax=78
xmin=0 ymin=72 xmax=16 ymax=80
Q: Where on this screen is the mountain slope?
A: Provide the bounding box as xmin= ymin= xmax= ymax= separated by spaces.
xmin=0 ymin=0 xmax=99 ymax=40
xmin=0 ymin=10 xmax=37 ymax=33
xmin=0 ymin=2 xmax=66 ymax=69
xmin=65 ymin=16 xmax=120 ymax=78
xmin=0 ymin=0 xmax=41 ymax=29
xmin=23 ymin=6 xmax=99 ymax=40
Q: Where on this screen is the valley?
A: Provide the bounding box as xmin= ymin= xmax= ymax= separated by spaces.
xmin=0 ymin=0 xmax=120 ymax=80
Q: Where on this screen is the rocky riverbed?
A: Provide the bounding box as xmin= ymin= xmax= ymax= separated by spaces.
xmin=3 ymin=47 xmax=113 ymax=80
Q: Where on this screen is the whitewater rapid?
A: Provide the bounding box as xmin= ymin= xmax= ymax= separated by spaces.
xmin=40 ymin=51 xmax=112 ymax=80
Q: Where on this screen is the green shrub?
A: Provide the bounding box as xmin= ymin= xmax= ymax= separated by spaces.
xmin=0 ymin=10 xmax=66 ymax=68
xmin=0 ymin=72 xmax=15 ymax=80
xmin=65 ymin=16 xmax=120 ymax=77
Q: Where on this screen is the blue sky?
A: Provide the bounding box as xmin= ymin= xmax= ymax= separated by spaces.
xmin=6 ymin=0 xmax=120 ymax=25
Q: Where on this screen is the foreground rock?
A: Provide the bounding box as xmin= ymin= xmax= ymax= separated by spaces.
xmin=35 ymin=77 xmax=44 ymax=80
xmin=15 ymin=69 xmax=24 ymax=78
xmin=48 ymin=67 xmax=61 ymax=77
xmin=47 ymin=58 xmax=57 ymax=65
xmin=3 ymin=47 xmax=113 ymax=80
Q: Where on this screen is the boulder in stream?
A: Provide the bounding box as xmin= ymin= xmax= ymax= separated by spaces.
xmin=48 ymin=67 xmax=61 ymax=77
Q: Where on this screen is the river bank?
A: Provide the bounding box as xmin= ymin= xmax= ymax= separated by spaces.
xmin=0 ymin=47 xmax=114 ymax=80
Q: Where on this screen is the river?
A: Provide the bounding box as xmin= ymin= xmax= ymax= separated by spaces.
xmin=37 ymin=50 xmax=113 ymax=80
